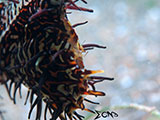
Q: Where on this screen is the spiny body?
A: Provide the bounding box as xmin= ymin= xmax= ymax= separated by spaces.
xmin=0 ymin=0 xmax=41 ymax=71
xmin=11 ymin=1 xmax=91 ymax=119
xmin=1 ymin=0 xmax=87 ymax=119
xmin=0 ymin=0 xmax=112 ymax=120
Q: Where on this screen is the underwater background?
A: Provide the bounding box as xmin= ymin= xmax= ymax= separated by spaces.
xmin=0 ymin=0 xmax=160 ymax=120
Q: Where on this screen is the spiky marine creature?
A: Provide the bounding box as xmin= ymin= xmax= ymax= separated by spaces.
xmin=0 ymin=0 xmax=93 ymax=87
xmin=0 ymin=0 xmax=114 ymax=120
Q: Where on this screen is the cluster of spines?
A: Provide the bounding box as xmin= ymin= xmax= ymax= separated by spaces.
xmin=0 ymin=0 xmax=114 ymax=120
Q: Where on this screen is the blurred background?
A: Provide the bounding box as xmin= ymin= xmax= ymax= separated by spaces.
xmin=0 ymin=0 xmax=160 ymax=120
